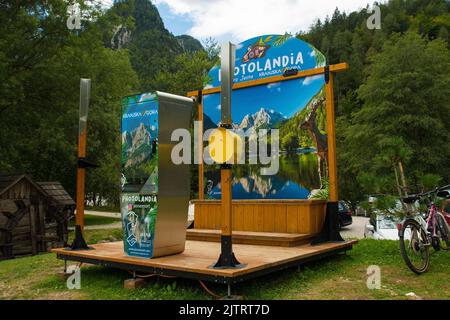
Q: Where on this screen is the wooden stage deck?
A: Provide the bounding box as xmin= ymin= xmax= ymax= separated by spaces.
xmin=53 ymin=239 xmax=357 ymax=285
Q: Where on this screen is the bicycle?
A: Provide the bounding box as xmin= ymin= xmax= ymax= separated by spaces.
xmin=398 ymin=184 xmax=450 ymax=274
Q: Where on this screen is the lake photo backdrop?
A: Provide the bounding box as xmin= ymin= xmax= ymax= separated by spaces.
xmin=203 ymin=35 xmax=328 ymax=200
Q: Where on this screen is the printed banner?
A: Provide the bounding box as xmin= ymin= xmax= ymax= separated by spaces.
xmin=121 ymin=93 xmax=159 ymax=194
xmin=121 ymin=93 xmax=159 ymax=257
xmin=121 ymin=194 xmax=157 ymax=258
xmin=203 ymin=34 xmax=327 ymax=200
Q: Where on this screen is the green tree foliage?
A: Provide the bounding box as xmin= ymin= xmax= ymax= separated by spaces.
xmin=154 ymin=50 xmax=214 ymax=96
xmin=0 ymin=1 xmax=139 ymax=205
xmin=0 ymin=0 xmax=214 ymax=205
xmin=300 ymin=0 xmax=450 ymax=206
xmin=176 ymin=35 xmax=204 ymax=54
xmin=343 ymin=32 xmax=450 ymax=195
xmin=281 ymin=133 xmax=299 ymax=152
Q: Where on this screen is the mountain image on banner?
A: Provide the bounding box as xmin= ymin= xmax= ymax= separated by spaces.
xmin=237 ymin=108 xmax=286 ymax=130
xmin=122 ymin=123 xmax=156 ymax=169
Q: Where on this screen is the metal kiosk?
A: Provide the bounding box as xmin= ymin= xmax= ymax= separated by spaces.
xmin=120 ymin=91 xmax=193 ymax=258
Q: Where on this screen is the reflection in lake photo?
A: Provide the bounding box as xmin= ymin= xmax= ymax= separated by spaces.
xmin=205 ymin=153 xmax=320 ymax=199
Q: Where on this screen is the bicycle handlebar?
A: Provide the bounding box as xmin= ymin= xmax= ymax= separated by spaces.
xmin=402 ymin=184 xmax=450 ymax=203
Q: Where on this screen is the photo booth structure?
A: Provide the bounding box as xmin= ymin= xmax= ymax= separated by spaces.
xmin=120 ymin=92 xmax=193 ymax=258
xmin=54 ymin=36 xmax=357 ymax=296
xmin=186 ymin=36 xmax=348 ymax=255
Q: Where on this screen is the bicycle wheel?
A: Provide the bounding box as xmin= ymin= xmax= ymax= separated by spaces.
xmin=436 ymin=215 xmax=450 ymax=250
xmin=399 ymin=219 xmax=430 ymax=274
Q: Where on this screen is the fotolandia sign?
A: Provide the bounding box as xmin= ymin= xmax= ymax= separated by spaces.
xmin=205 ymin=34 xmax=326 ymax=88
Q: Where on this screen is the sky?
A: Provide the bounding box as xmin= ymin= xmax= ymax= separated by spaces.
xmin=152 ymin=0 xmax=375 ymax=43
xmin=100 ymin=0 xmax=377 ymax=44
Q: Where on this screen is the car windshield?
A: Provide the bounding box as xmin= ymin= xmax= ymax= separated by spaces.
xmin=338 ymin=202 xmax=348 ymax=211
xmin=377 ymin=216 xmax=398 ymax=229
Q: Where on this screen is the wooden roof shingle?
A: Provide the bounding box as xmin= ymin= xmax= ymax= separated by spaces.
xmin=37 ymin=181 xmax=75 ymax=206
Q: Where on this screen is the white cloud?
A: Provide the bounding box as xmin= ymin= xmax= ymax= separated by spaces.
xmin=266 ymin=82 xmax=281 ymax=89
xmin=153 ymin=0 xmax=373 ymax=42
xmin=302 ymin=74 xmax=323 ymax=86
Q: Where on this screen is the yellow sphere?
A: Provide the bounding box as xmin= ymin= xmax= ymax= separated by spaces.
xmin=208 ymin=128 xmax=243 ymax=164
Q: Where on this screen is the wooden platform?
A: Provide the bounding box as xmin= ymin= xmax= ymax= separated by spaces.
xmin=53 ymin=239 xmax=357 ymax=285
xmin=186 ymin=229 xmax=314 ymax=247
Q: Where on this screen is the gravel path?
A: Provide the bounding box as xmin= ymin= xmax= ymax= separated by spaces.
xmin=70 ymin=210 xmax=122 ymax=230
xmin=340 ymin=216 xmax=369 ymax=239
xmin=83 ymin=210 xmax=120 ymax=218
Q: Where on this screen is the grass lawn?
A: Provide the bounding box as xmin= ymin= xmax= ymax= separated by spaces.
xmin=68 ymin=214 xmax=121 ymax=227
xmin=85 ymin=206 xmax=119 ymax=213
xmin=1 ymin=229 xmax=449 ymax=300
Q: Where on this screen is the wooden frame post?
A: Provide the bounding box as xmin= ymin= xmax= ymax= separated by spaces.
xmin=311 ymin=66 xmax=344 ymax=245
xmin=76 ymin=128 xmax=87 ymax=230
xmin=197 ymin=91 xmax=204 ymax=199
xmin=70 ymin=78 xmax=92 ymax=250
xmin=325 ymin=71 xmax=338 ymax=202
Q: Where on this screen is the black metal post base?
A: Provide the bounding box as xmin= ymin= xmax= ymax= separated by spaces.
xmin=310 ymin=201 xmax=345 ymax=245
xmin=210 ymin=235 xmax=246 ymax=269
xmin=66 ymin=225 xmax=92 ymax=251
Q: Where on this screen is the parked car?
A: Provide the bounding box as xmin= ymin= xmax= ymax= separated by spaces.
xmin=338 ymin=201 xmax=353 ymax=229
xmin=364 ymin=214 xmax=404 ymax=240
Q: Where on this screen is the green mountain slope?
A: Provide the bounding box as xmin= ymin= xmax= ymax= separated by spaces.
xmin=176 ymin=35 xmax=204 ymax=53
xmin=105 ymin=0 xmax=204 ymax=91
xmin=278 ymin=88 xmax=326 ymax=150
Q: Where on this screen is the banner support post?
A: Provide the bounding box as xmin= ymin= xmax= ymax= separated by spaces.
xmin=311 ymin=67 xmax=344 ymax=245
xmin=212 ymin=42 xmax=245 ymax=269
xmin=197 ymin=90 xmax=204 ymax=199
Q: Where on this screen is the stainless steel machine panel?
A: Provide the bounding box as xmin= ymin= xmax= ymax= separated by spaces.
xmin=153 ymin=92 xmax=193 ymax=257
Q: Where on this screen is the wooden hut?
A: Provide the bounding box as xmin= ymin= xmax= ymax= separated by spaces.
xmin=0 ymin=174 xmax=74 ymax=259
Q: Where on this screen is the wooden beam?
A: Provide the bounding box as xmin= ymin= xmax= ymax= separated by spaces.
xmin=187 ymin=63 xmax=348 ymax=97
xmin=221 ymin=169 xmax=232 ymax=236
xmin=197 ymin=91 xmax=204 ymax=200
xmin=325 ymin=73 xmax=339 ymax=202
xmin=75 ymin=128 xmax=86 ymax=230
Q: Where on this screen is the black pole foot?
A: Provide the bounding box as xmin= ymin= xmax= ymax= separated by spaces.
xmin=66 ymin=225 xmax=92 ymax=251
xmin=210 ymin=235 xmax=246 ymax=269
xmin=311 ymin=201 xmax=345 ymax=245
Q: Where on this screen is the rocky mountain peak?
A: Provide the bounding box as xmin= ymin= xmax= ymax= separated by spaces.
xmin=132 ymin=122 xmax=151 ymax=147
xmin=238 ymin=108 xmax=285 ymax=130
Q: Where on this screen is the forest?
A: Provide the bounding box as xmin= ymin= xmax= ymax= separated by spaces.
xmin=0 ymin=0 xmax=448 ymax=209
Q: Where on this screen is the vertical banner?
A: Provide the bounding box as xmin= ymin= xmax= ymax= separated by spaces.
xmin=202 ymin=34 xmax=327 ymax=200
xmin=121 ymin=93 xmax=159 ymax=258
